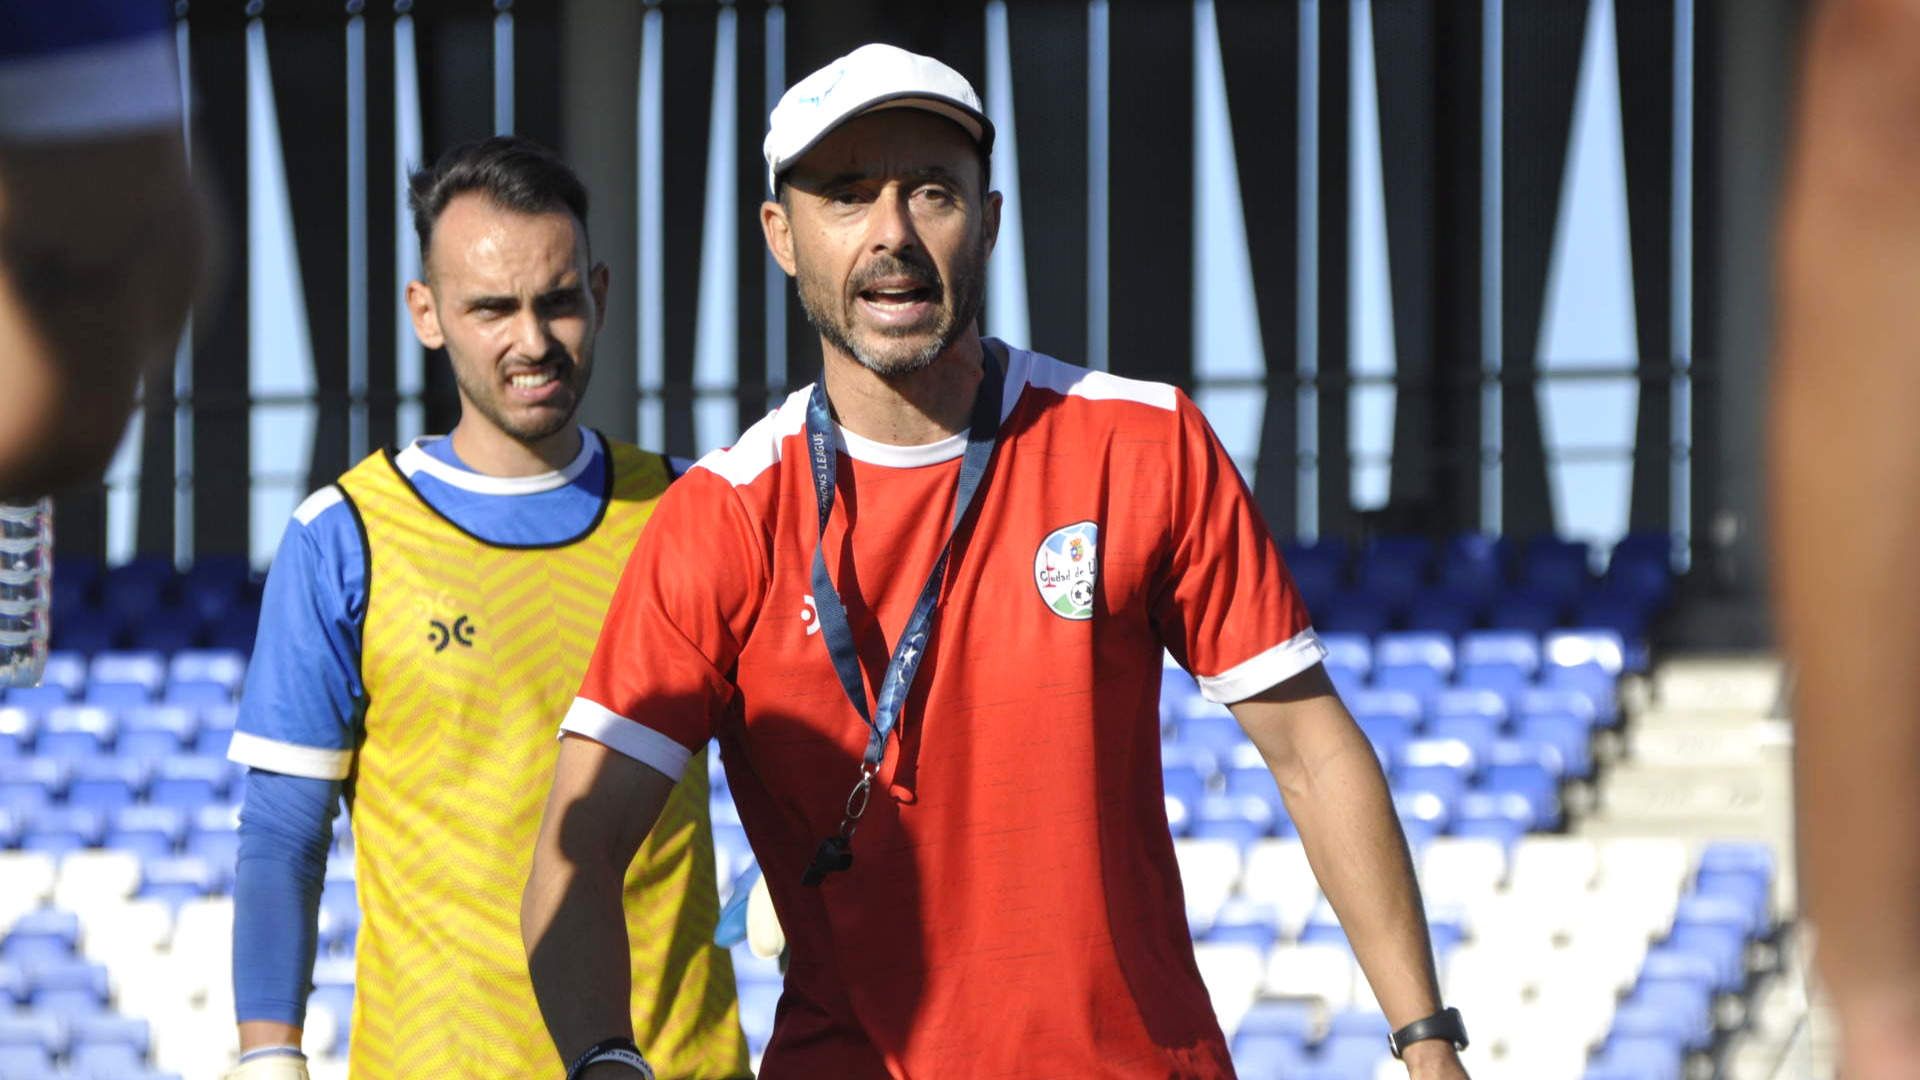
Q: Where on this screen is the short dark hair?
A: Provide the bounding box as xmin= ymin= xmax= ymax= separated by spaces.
xmin=407 ymin=135 xmax=589 ymax=269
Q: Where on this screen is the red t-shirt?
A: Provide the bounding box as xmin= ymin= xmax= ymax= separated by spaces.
xmin=566 ymin=345 xmax=1324 ymax=1078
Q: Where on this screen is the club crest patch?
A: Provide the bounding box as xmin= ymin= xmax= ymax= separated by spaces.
xmin=1034 ymin=521 xmax=1099 ymax=621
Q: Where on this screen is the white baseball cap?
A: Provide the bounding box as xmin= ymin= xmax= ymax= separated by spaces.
xmin=763 ymin=43 xmax=994 ymax=194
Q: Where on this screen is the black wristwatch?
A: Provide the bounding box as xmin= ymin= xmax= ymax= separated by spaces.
xmin=1388 ymin=1006 xmax=1469 ymax=1059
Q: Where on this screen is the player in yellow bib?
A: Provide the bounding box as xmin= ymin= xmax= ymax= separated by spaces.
xmin=224 ymin=137 xmax=746 ymax=1079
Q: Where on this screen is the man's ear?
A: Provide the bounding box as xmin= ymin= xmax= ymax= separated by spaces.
xmin=589 ymin=261 xmax=611 ymax=331
xmin=762 ymin=199 xmax=798 ymax=277
xmin=406 ymin=278 xmax=444 ymax=349
xmin=981 ymin=190 xmax=1003 ymax=260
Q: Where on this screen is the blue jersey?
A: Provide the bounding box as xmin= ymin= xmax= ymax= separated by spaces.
xmin=0 ymin=1 xmax=181 ymax=141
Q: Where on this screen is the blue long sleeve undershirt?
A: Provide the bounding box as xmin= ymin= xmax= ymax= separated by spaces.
xmin=232 ymin=770 xmax=341 ymax=1026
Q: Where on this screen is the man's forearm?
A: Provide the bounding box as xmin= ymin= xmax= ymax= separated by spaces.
xmin=1278 ymin=723 xmax=1442 ymax=1027
xmin=523 ymin=839 xmax=639 ymax=1066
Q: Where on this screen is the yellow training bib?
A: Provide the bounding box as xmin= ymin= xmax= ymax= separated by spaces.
xmin=333 ymin=437 xmax=747 ymax=1079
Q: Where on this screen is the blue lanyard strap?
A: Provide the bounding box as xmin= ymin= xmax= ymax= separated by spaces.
xmin=799 ymin=343 xmax=1005 ymax=885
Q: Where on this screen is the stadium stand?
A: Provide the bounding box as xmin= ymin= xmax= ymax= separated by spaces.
xmin=0 ymin=536 xmax=1793 ymax=1080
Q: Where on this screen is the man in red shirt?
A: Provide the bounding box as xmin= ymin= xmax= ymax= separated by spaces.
xmin=523 ymin=43 xmax=1469 ymax=1080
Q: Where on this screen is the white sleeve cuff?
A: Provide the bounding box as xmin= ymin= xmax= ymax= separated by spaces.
xmin=1195 ymin=627 xmax=1330 ymax=704
xmin=558 ymin=698 xmax=693 ymax=780
xmin=227 ymin=731 xmax=354 ymax=781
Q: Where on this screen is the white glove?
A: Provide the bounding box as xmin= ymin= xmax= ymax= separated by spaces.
xmin=745 ymin=870 xmax=786 ymax=960
xmin=223 ymin=1051 xmax=312 ymax=1079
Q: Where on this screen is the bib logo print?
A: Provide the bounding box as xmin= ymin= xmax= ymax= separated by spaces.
xmin=1034 ymin=521 xmax=1099 ymax=621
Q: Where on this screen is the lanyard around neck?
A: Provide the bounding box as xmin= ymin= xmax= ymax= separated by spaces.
xmin=802 ymin=342 xmax=1005 ymax=773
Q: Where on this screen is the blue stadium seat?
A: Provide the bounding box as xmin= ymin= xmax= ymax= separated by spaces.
xmin=185 ymin=804 xmax=240 ymax=868
xmin=1427 ymin=717 xmax=1500 ymax=768
xmin=1660 ymin=923 xmax=1748 ymax=994
xmin=1604 ymin=534 xmax=1674 ymax=608
xmin=1638 ymin=945 xmax=1720 ymax=993
xmin=127 ymin=608 xmax=201 ymax=654
xmin=1439 ymin=533 xmax=1511 ymax=598
xmin=100 ymin=559 xmax=172 ymax=623
xmin=1163 ymin=795 xmax=1190 ymax=837
xmin=1479 ymin=763 xmax=1560 ymax=830
xmin=1396 ymin=738 xmax=1478 ymax=781
xmin=168 ymin=650 xmax=248 ymax=694
xmin=38 ymin=706 xmax=116 ymax=760
xmin=1458 ymin=630 xmax=1540 ymax=675
xmin=1520 ymin=538 xmax=1593 ymax=602
xmin=117 ymin=707 xmax=195 ymax=761
xmin=1354 ymin=715 xmax=1417 ymax=768
xmin=148 ymin=756 xmax=229 ymax=809
xmin=207 ymin=601 xmax=261 ymax=655
xmin=1698 ymin=840 xmax=1774 ymax=885
xmin=0 ymin=961 xmax=25 ymax=1006
xmin=5 ymin=685 xmax=71 ymax=713
xmin=1374 ymin=664 xmax=1447 ymax=695
xmin=1543 ymin=628 xmax=1626 ymax=674
xmin=1374 ymin=633 xmax=1455 ymax=679
xmin=1205 ymin=899 xmax=1281 ymax=950
xmin=0 ymin=809 xmax=20 ymax=848
xmin=1159 ymin=667 xmax=1203 ymax=729
xmin=1573 ymin=595 xmax=1654 ymax=642
xmin=0 ymin=707 xmax=34 ymax=758
xmin=1355 ymin=539 xmax=1431 ymax=606
xmin=0 ymin=759 xmax=66 ymax=813
xmin=3 ymin=910 xmax=79 ymax=966
xmin=21 ymin=806 xmax=107 ymax=855
xmin=1190 ymin=796 xmax=1279 ymax=846
xmin=89 ymin=651 xmax=167 ymax=695
xmin=194 ymin=705 xmax=238 ymax=757
xmin=40 ymin=654 xmax=88 ymax=697
xmin=85 ymin=682 xmax=156 ymax=710
xmin=0 ymin=1012 xmax=63 ymax=1055
xmin=50 ymin=608 xmax=121 ymax=655
xmin=1589 ymin=1033 xmax=1684 ymax=1080
xmin=162 ymin=681 xmax=232 ymax=709
xmin=108 ymin=805 xmax=187 ymax=860
xmin=1400 ymin=591 xmax=1480 ymax=637
xmin=138 ymin=855 xmax=219 ymax=906
xmin=66 ymin=759 xmax=147 ymax=810
xmin=71 ymin=1041 xmax=148 ymax=1079
xmin=1236 ymin=999 xmax=1317 ymax=1043
xmin=1429 ymin=688 xmax=1507 ymax=725
xmin=1318 ymin=633 xmax=1372 ymax=679
xmin=1346 ymin=689 xmax=1423 ymax=727
xmin=1513 ymin=714 xmax=1593 ymax=779
xmin=1617 ymin=977 xmax=1714 ymax=1051
xmin=1482 ymin=592 xmax=1563 ymax=635
xmin=1161 ymin=750 xmax=1214 ymax=810
xmin=1223 ymin=763 xmax=1283 ymax=810
xmin=1393 ymin=789 xmax=1454 ymax=835
xmin=1450 ymin=791 xmax=1533 ymax=846
xmin=1314 ymin=593 xmax=1392 ymax=637
xmin=1514 ymin=686 xmax=1601 ymax=729
xmin=1230 ymin=1033 xmax=1309 ymax=1078
xmin=0 ymin=1044 xmax=53 ymax=1076
xmin=26 ymin=957 xmax=109 ymax=1004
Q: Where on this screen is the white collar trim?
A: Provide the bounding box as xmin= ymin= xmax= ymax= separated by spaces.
xmin=395 ymin=429 xmax=598 ymax=495
xmin=834 ymin=424 xmax=969 ymax=468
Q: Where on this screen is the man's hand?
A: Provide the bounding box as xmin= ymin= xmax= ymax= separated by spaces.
xmin=1400 ymin=1039 xmax=1470 ymax=1079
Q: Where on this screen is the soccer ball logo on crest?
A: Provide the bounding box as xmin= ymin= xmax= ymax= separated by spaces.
xmin=1034 ymin=521 xmax=1100 ymax=621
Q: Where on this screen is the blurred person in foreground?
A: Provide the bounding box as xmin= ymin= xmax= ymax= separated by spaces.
xmin=1774 ymin=2 xmax=1920 ymax=1077
xmin=0 ymin=0 xmax=203 ymax=498
xmin=223 ymin=137 xmax=746 ymax=1079
xmin=523 ymin=44 xmax=1469 ymax=1080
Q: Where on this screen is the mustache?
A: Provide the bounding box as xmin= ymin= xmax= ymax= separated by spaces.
xmin=848 ymin=254 xmax=942 ymax=294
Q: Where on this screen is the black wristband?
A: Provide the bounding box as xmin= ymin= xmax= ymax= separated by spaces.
xmin=564 ymin=1038 xmax=651 ymax=1080
xmin=1388 ymin=1006 xmax=1469 ymax=1059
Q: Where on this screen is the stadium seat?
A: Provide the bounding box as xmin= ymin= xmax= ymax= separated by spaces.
xmin=1313 ymin=593 xmax=1393 ymax=637
xmin=1191 ymin=795 xmax=1279 ymax=846
xmin=128 ymin=607 xmax=203 ymax=653
xmin=1193 ymin=941 xmax=1267 ymax=1033
xmin=89 ymin=652 xmax=167 ymax=695
xmin=0 ymin=1012 xmax=63 ymax=1055
xmin=1512 ymin=714 xmax=1593 ymax=779
xmin=117 ymin=707 xmax=196 ymax=761
xmin=51 ymin=608 xmax=121 ymax=655
xmin=1588 ymin=1033 xmax=1684 ymax=1080
xmin=1520 ymin=538 xmax=1592 ymax=601
xmin=1439 ymin=533 xmax=1510 ymax=598
xmin=1264 ymin=942 xmax=1357 ymax=1007
xmin=1428 ymin=688 xmax=1507 ymax=725
xmin=194 ymin=706 xmax=238 ymax=758
xmin=37 ymin=706 xmax=116 ymax=759
xmin=5 ymin=684 xmax=72 ymax=712
xmin=1401 ymin=591 xmax=1480 ymax=637
xmin=1178 ymin=710 xmax=1245 ymax=756
xmin=207 ymin=601 xmax=261 ymax=655
xmin=1354 ymin=542 xmax=1429 ymax=606
xmin=1374 ymin=632 xmax=1456 ymax=681
xmin=0 ymin=1044 xmax=53 ymax=1076
xmin=3 ymin=908 xmax=79 ymax=966
xmin=1205 ymin=899 xmax=1282 ymax=951
xmin=1482 ymin=592 xmax=1563 ymax=635
xmin=138 ymin=856 xmax=219 ymax=907
xmin=162 ymin=681 xmax=232 ymax=709
xmin=1418 ymin=838 xmax=1507 ymax=907
xmin=39 ymin=653 xmax=88 ymax=697
xmin=109 ymin=805 xmax=187 ymax=860
xmin=21 ymin=806 xmax=107 ymax=856
xmin=0 ymin=961 xmax=26 ymax=1007
xmin=0 ymin=707 xmax=33 ymax=757
xmin=1230 ymin=1031 xmax=1309 ymax=1078
xmin=1618 ymin=977 xmax=1714 ymax=1050
xmin=1347 ymin=689 xmax=1423 ymax=727
xmin=1426 ymin=717 xmax=1499 ymax=768
xmin=147 ymin=757 xmax=229 ymax=809
xmin=168 ymin=650 xmax=248 ymax=695
xmin=68 ymin=759 xmax=147 ymax=810
xmin=1318 ymin=633 xmax=1372 ymax=680
xmin=1174 ymin=839 xmax=1243 ymax=924
xmin=185 ymin=804 xmax=240 ymax=868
